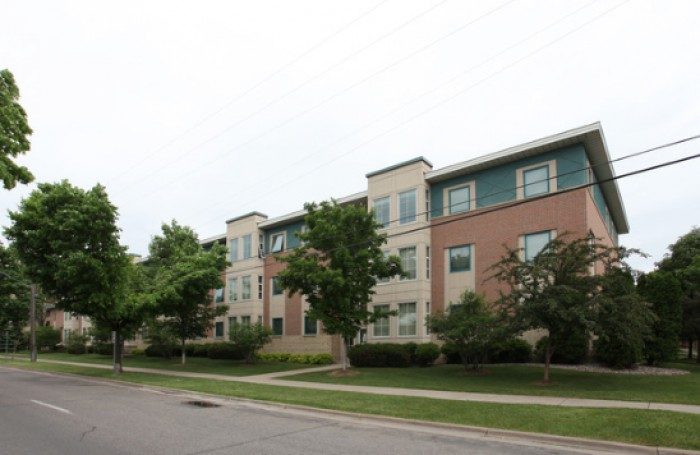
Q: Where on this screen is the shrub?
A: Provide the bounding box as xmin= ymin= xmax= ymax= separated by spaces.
xmin=145 ymin=343 xmax=178 ymax=358
xmin=36 ymin=326 xmax=61 ymax=351
xmin=206 ymin=342 xmax=246 ymax=360
xmin=347 ymin=343 xmax=411 ymax=367
xmin=487 ymin=338 xmax=532 ymax=363
xmin=92 ymin=342 xmax=113 ymax=356
xmin=66 ymin=334 xmax=88 ymax=355
xmin=535 ymin=331 xmax=589 ymax=365
xmin=638 ymin=271 xmax=683 ymax=365
xmin=257 ymin=352 xmax=334 ymax=364
xmin=228 ymin=323 xmax=272 ymax=363
xmin=441 ymin=342 xmax=462 ymax=364
xmin=595 ymin=294 xmax=654 ymax=369
xmin=403 ymin=342 xmax=419 ymax=364
xmin=414 ymin=343 xmax=440 ymax=366
xmin=129 ymin=348 xmax=145 ymax=356
xmin=192 ymin=343 xmax=210 ymax=358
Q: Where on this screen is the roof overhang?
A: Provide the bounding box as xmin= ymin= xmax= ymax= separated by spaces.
xmin=426 ymin=122 xmax=629 ymax=234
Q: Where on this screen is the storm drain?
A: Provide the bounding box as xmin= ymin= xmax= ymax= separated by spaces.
xmin=183 ymin=400 xmax=221 ymax=408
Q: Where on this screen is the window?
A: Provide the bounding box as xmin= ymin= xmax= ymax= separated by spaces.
xmin=523 ymin=165 xmax=549 ymax=198
xmin=398 ymin=189 xmax=416 ymax=224
xmin=304 ymin=316 xmax=317 ymax=335
xmin=425 ymin=302 xmax=431 ymax=335
xmin=258 ymin=315 xmax=262 ymax=324
xmin=259 ymin=234 xmax=265 ymax=257
xmin=373 ymin=196 xmax=390 ymax=228
xmin=228 ymin=316 xmax=237 ymax=330
xmin=426 ymin=246 xmax=431 ymax=280
xmin=272 ymin=276 xmax=283 ymax=295
xmin=229 ymin=238 xmax=238 ymax=262
xmin=378 ymin=250 xmax=391 ymax=283
xmin=241 ymin=276 xmax=251 ymax=300
xmin=228 ymin=278 xmax=238 ymax=302
xmin=214 ymin=288 xmax=224 ymax=303
xmin=241 ymin=316 xmax=251 ymax=326
xmin=449 ymin=245 xmax=471 ymax=272
xmin=398 ymin=302 xmax=416 ymax=336
xmin=448 ymin=185 xmax=470 ymax=214
xmin=272 ymin=318 xmax=283 ymax=336
xmin=373 ymin=304 xmax=390 ymax=337
xmin=242 ymin=234 xmax=252 ymax=259
xmin=399 ymin=247 xmax=416 ymax=280
xmin=524 ymin=231 xmax=552 ymax=262
xmin=215 ymin=321 xmax=224 ymax=338
xmin=258 ymin=275 xmax=263 ymax=299
xmin=425 ymin=189 xmax=430 ymax=219
xmin=270 ymin=233 xmax=285 ymax=253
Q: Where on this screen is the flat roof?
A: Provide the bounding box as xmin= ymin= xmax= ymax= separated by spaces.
xmin=199 ymin=233 xmax=226 ymax=245
xmin=365 ymin=156 xmax=433 ymax=178
xmin=225 ymin=211 xmax=268 ymax=224
xmin=426 ymin=122 xmax=629 ymax=234
xmin=258 ymin=190 xmax=368 ymax=230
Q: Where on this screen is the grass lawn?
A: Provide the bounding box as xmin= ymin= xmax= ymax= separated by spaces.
xmin=1 ymin=359 xmax=699 ymax=451
xmin=6 ymin=352 xmax=313 ymax=376
xmin=286 ymin=362 xmax=700 ymax=405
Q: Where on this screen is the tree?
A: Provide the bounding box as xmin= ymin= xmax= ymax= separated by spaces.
xmin=638 ymin=270 xmax=683 ymax=365
xmin=229 ymin=322 xmax=271 ymax=363
xmin=658 ymin=228 xmax=700 ymax=362
xmin=278 ymin=200 xmax=402 ymax=370
xmin=490 ymin=235 xmax=616 ymax=383
xmin=0 ymin=69 xmax=33 ymax=190
xmin=427 ymin=290 xmax=505 ymax=371
xmin=4 ymin=180 xmax=151 ymax=372
xmin=0 ymin=244 xmax=30 ymax=346
xmin=148 ymin=221 xmax=228 ymax=365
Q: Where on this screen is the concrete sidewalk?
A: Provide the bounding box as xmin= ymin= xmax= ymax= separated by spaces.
xmin=4 ymin=356 xmax=700 ymax=415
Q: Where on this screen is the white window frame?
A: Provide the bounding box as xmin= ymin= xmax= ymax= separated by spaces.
xmin=257 ymin=275 xmax=263 ymax=300
xmin=228 ymin=277 xmax=238 ymax=302
xmin=372 ymin=304 xmax=390 ymax=337
xmin=516 ymin=160 xmax=557 ymax=200
xmin=377 ymin=249 xmax=391 ymax=284
xmin=271 ymin=276 xmax=283 ymax=296
xmin=449 ymin=245 xmax=472 ymax=273
xmin=303 ymin=316 xmax=318 ymax=336
xmin=398 ymin=188 xmax=417 ymax=225
xmin=229 ymin=237 xmax=239 ymax=262
xmin=242 ymin=234 xmax=252 ymax=259
xmin=399 ymin=246 xmax=417 ymax=281
xmin=444 ymin=181 xmax=476 ymax=215
xmin=522 ymin=230 xmax=554 ymax=262
xmin=241 ymin=275 xmax=251 ymax=300
xmin=398 ymin=302 xmax=417 ymax=337
xmin=373 ymin=195 xmax=391 ymax=229
xmin=270 ymin=232 xmax=286 ymax=253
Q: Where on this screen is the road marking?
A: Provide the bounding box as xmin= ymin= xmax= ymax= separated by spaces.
xmin=30 ymin=399 xmax=72 ymax=414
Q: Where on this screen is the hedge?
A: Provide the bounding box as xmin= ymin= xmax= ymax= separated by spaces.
xmin=347 ymin=343 xmax=412 ymax=367
xmin=257 ymin=353 xmax=334 ymax=365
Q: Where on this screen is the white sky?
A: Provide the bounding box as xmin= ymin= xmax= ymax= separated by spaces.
xmin=1 ymin=0 xmax=699 ymax=272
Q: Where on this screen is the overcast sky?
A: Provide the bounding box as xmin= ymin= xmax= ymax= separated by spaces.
xmin=1 ymin=0 xmax=699 ymax=272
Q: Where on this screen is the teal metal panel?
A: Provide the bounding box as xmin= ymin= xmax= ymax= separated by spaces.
xmin=263 ymin=219 xmax=305 ymax=252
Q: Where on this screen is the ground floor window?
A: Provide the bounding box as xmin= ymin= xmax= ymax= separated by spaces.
xmin=304 ymin=316 xmax=317 ymax=335
xmin=373 ymin=304 xmax=390 ymax=337
xmin=272 ymin=318 xmax=283 ymax=336
xmin=398 ymin=302 xmax=416 ymax=336
xmin=215 ymin=321 xmax=224 ymax=338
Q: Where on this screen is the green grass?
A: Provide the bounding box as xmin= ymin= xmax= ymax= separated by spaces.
xmin=286 ymin=362 xmax=700 ymax=405
xmin=1 ymin=359 xmax=698 ymax=451
xmin=8 ymin=352 xmax=312 ymax=376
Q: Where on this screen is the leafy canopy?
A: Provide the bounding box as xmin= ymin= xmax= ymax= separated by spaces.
xmin=0 ymin=69 xmax=33 ymax=189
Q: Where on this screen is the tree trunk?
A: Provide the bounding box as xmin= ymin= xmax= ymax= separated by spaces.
xmin=340 ymin=337 xmax=348 ymax=370
xmin=543 ymin=344 xmax=553 ymax=383
xmin=181 ymin=339 xmax=186 ymax=365
xmin=113 ymin=331 xmax=123 ymax=374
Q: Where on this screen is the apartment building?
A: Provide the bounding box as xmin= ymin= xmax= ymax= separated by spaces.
xmin=205 ymin=122 xmax=628 ymax=358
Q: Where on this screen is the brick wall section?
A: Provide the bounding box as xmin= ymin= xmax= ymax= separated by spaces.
xmin=263 ymin=255 xmax=302 ymax=335
xmin=584 ymin=188 xmax=616 ymax=275
xmin=431 ymin=188 xmax=593 ymax=309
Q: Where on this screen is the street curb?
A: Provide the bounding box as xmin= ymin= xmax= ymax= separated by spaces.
xmin=1 ymin=363 xmax=697 ymax=455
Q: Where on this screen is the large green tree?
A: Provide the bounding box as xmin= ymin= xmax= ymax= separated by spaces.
xmin=278 ymin=200 xmax=402 ymax=369
xmin=0 ymin=244 xmax=30 ymax=347
xmin=0 ymin=69 xmax=33 ymax=190
xmin=4 ymin=180 xmax=150 ymax=372
xmin=490 ymin=235 xmax=619 ymax=382
xmin=638 ymin=270 xmax=683 ymax=365
xmin=148 ymin=221 xmax=228 ymax=365
xmin=658 ymin=228 xmax=700 ymax=362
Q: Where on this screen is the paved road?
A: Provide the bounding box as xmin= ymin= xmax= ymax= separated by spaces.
xmin=0 ymin=367 xmax=620 ymax=454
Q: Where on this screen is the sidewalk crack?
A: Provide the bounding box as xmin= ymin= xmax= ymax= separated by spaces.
xmin=80 ymin=425 xmax=97 ymax=442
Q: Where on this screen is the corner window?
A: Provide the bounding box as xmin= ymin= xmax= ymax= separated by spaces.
xmin=270 ymin=233 xmax=285 ymax=253
xmin=229 ymin=238 xmax=239 ymax=262
xmin=448 ymin=186 xmax=470 ymax=214
xmin=215 ymin=321 xmax=224 ymax=338
xmin=399 ymin=247 xmax=417 ymax=280
xmin=242 ymin=234 xmax=252 ymax=259
xmin=373 ymin=196 xmax=390 ymax=228
xmin=523 ymin=165 xmax=550 ymax=198
xmin=524 ymin=231 xmax=552 ymax=262
xmin=304 ymin=316 xmax=318 ymax=335
xmin=398 ymin=189 xmax=416 ymax=224
xmin=373 ymin=304 xmax=390 ymax=337
xmin=272 ymin=276 xmax=283 ymax=295
xmin=398 ymin=302 xmax=416 ymax=336
xmin=272 ymin=318 xmax=283 ymax=336
xmin=449 ymin=245 xmax=471 ymax=272
xmin=241 ymin=276 xmax=251 ymax=300
xmin=228 ymin=278 xmax=238 ymax=302
xmin=214 ymin=288 xmax=224 ymax=303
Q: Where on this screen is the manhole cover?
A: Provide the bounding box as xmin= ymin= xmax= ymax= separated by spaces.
xmin=183 ymin=400 xmax=221 ymax=408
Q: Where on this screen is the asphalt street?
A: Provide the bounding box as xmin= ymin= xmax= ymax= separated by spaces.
xmin=0 ymin=367 xmax=609 ymax=454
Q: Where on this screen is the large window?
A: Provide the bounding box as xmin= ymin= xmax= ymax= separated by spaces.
xmin=373 ymin=196 xmax=390 ymax=228
xmin=242 ymin=234 xmax=252 ymax=259
xmin=214 ymin=288 xmax=224 ymax=303
xmin=270 ymin=233 xmax=285 ymax=253
xmin=241 ymin=315 xmax=251 ymax=327
xmin=523 ymin=165 xmax=550 ymax=198
xmin=373 ymin=304 xmax=390 ymax=337
xmin=378 ymin=250 xmax=391 ymax=283
xmin=228 ymin=278 xmax=238 ymax=302
xmin=398 ymin=189 xmax=416 ymax=224
xmin=228 ymin=316 xmax=237 ymax=330
xmin=272 ymin=318 xmax=283 ymax=336
xmin=524 ymin=231 xmax=552 ymax=262
xmin=229 ymin=238 xmax=238 ymax=262
xmin=449 ymin=245 xmax=472 ymax=272
xmin=215 ymin=321 xmax=224 ymax=338
xmin=399 ymin=247 xmax=416 ymax=280
xmin=304 ymin=316 xmax=317 ymax=335
xmin=398 ymin=302 xmax=416 ymax=336
xmin=241 ymin=276 xmax=251 ymax=300
xmin=272 ymin=276 xmax=283 ymax=295
xmin=448 ymin=186 xmax=470 ymax=214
